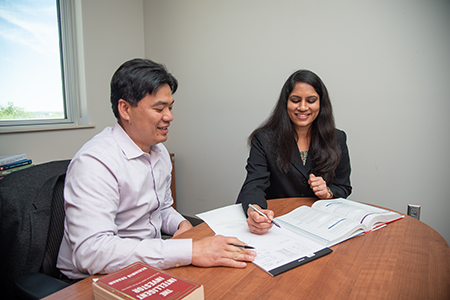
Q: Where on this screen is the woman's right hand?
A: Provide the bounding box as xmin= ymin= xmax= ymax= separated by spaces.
xmin=247 ymin=205 xmax=274 ymax=235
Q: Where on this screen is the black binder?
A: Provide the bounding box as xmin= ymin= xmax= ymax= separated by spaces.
xmin=268 ymin=247 xmax=333 ymax=277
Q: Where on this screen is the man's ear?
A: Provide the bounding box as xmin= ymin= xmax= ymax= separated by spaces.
xmin=118 ymin=99 xmax=131 ymax=121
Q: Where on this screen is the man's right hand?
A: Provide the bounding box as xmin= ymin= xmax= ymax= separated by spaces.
xmin=247 ymin=205 xmax=274 ymax=235
xmin=192 ymin=235 xmax=256 ymax=268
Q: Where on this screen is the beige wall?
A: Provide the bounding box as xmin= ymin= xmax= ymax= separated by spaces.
xmin=1 ymin=0 xmax=449 ymax=245
xmin=144 ymin=0 xmax=450 ymax=244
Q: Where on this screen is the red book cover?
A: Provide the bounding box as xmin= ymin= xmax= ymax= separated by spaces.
xmin=92 ymin=262 xmax=203 ymax=300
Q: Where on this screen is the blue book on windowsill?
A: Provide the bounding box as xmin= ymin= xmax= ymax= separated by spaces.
xmin=0 ymin=159 xmax=32 ymax=171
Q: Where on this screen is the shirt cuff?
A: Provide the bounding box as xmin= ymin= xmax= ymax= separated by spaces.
xmin=163 ymin=238 xmax=192 ymax=269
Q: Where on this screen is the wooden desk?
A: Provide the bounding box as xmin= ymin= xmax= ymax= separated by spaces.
xmin=43 ymin=198 xmax=450 ymax=300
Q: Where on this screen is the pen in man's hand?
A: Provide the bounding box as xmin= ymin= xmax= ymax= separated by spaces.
xmin=231 ymin=244 xmax=255 ymax=249
xmin=248 ymin=204 xmax=281 ymax=228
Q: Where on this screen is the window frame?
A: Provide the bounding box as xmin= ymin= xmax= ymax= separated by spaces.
xmin=0 ymin=0 xmax=91 ymax=133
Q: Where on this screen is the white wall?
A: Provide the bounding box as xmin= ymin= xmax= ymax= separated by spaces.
xmin=144 ymin=0 xmax=450 ymax=244
xmin=1 ymin=0 xmax=145 ymax=163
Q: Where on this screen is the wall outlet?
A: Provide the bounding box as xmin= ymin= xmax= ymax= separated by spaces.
xmin=407 ymin=204 xmax=421 ymax=220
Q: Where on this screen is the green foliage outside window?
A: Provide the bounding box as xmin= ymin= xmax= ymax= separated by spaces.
xmin=0 ymin=102 xmax=63 ymax=120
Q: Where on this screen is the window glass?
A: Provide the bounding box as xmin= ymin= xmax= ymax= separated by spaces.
xmin=0 ymin=0 xmax=65 ymax=121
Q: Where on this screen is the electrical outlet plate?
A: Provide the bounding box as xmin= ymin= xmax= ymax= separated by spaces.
xmin=407 ymin=204 xmax=421 ymax=220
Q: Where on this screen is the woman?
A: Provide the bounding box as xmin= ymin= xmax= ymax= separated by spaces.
xmin=237 ymin=70 xmax=352 ymax=234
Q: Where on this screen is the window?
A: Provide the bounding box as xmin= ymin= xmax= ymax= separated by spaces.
xmin=0 ymin=0 xmax=89 ymax=132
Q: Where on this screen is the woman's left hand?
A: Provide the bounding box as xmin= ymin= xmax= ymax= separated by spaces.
xmin=308 ymin=174 xmax=333 ymax=199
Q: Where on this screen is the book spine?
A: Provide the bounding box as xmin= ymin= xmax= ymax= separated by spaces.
xmin=0 ymin=159 xmax=32 ymax=171
xmin=0 ymin=164 xmax=35 ymax=176
xmin=0 ymin=154 xmax=27 ymax=165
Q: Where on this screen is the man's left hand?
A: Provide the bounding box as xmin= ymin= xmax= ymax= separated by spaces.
xmin=173 ymin=220 xmax=193 ymax=237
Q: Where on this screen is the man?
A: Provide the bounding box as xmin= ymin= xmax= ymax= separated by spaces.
xmin=57 ymin=58 xmax=255 ymax=279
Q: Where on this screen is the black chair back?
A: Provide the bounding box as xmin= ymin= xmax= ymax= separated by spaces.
xmin=0 ymin=160 xmax=70 ymax=299
xmin=40 ymin=174 xmax=66 ymax=278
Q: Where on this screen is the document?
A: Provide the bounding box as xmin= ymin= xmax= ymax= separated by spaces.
xmin=196 ymin=204 xmax=331 ymax=276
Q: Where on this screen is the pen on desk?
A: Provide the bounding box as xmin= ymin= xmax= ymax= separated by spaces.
xmin=231 ymin=244 xmax=255 ymax=249
xmin=248 ymin=204 xmax=281 ymax=228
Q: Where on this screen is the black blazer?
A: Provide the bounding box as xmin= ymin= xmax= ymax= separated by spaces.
xmin=237 ymin=129 xmax=352 ymax=210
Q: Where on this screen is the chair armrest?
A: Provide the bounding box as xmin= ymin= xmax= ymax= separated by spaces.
xmin=14 ymin=273 xmax=70 ymax=300
xmin=184 ymin=215 xmax=203 ymax=227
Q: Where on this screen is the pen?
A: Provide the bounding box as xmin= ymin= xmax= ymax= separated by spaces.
xmin=231 ymin=244 xmax=255 ymax=249
xmin=248 ymin=204 xmax=281 ymax=228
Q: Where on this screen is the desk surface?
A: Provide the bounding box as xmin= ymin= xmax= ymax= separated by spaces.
xmin=43 ymin=198 xmax=450 ymax=300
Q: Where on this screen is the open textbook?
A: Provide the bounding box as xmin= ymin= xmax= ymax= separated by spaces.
xmin=196 ymin=199 xmax=403 ymax=276
xmin=274 ymin=198 xmax=404 ymax=247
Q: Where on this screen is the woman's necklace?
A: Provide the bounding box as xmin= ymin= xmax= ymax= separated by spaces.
xmin=299 ymin=150 xmax=308 ymax=166
xmin=297 ymin=135 xmax=310 ymax=166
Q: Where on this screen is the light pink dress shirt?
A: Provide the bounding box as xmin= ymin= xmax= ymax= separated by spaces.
xmin=57 ymin=123 xmax=192 ymax=279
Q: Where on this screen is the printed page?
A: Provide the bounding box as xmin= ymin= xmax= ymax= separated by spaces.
xmin=197 ymin=204 xmax=326 ymax=273
xmin=274 ymin=206 xmax=365 ymax=246
xmin=311 ymin=198 xmax=402 ymax=229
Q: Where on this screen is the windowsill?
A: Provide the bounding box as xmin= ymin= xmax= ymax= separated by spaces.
xmin=0 ymin=123 xmax=95 ymax=134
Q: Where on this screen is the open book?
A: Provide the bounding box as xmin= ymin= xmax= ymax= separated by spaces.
xmin=275 ymin=198 xmax=404 ymax=247
xmin=196 ymin=199 xmax=403 ymax=276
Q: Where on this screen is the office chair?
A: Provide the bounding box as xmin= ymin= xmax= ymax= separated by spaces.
xmin=0 ymin=160 xmax=71 ymax=299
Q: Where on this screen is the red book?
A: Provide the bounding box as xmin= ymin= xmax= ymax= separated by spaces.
xmin=92 ymin=262 xmax=204 ymax=300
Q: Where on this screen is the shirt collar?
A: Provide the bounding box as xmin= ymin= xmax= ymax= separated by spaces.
xmin=112 ymin=123 xmax=163 ymax=163
xmin=112 ymin=123 xmax=145 ymax=160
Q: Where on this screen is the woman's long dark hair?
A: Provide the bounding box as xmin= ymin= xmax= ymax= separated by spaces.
xmin=249 ymin=70 xmax=341 ymax=182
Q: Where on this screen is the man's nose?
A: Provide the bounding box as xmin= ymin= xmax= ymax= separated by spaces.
xmin=163 ymin=109 xmax=173 ymax=122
